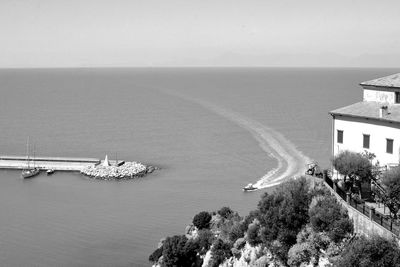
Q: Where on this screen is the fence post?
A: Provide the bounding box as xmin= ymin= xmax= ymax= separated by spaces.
xmin=346 ymin=192 xmax=351 ymax=204
xmin=369 ymin=207 xmax=375 ymax=220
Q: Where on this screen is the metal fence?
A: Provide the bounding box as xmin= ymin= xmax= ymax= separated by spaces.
xmin=323 ymin=175 xmax=400 ymax=236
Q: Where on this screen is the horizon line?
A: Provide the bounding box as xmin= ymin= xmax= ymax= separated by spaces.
xmin=1 ymin=65 xmax=399 ymax=70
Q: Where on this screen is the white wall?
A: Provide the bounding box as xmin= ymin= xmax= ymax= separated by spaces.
xmin=333 ymin=116 xmax=400 ymax=166
xmin=363 ymin=89 xmax=395 ymax=103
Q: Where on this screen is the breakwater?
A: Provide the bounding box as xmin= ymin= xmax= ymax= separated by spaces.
xmin=0 ymin=155 xmax=156 ymax=180
xmin=0 ymin=155 xmax=100 ymax=171
xmin=80 ymin=161 xmax=155 ymax=180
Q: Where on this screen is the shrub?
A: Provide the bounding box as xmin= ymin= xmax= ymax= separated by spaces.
xmin=210 ymin=239 xmax=232 ymax=267
xmin=148 ymin=246 xmax=163 ymax=263
xmin=309 ymin=182 xmax=330 ymax=198
xmin=193 ymin=211 xmax=212 ymax=230
xmin=334 ymin=235 xmax=400 ymax=267
xmin=332 ymin=151 xmax=372 ymax=191
xmin=258 ymin=177 xmax=311 ymax=261
xmin=380 ymin=166 xmax=400 ymax=218
xmin=196 ymin=229 xmax=214 ymax=254
xmin=229 ymin=223 xmax=244 ymax=243
xmin=246 ymin=222 xmax=261 ymax=246
xmin=162 ymin=235 xmax=200 ymax=267
xmin=287 ymin=226 xmax=331 ymax=266
xmin=218 ymin=206 xmax=234 ymax=219
xmin=240 ymin=210 xmax=260 ymax=233
xmin=218 ymin=218 xmax=237 ymax=243
xmin=287 ymin=242 xmax=315 ymax=267
xmin=309 ymin=196 xmax=353 ymax=243
xmin=328 ymin=217 xmax=353 ymax=243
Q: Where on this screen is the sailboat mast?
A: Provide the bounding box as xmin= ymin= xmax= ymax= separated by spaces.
xmin=26 ymin=137 xmax=30 ymax=169
xmin=33 ymin=143 xmax=36 ymax=168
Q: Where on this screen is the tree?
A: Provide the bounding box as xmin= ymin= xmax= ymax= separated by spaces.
xmin=288 ymin=226 xmax=331 ymax=266
xmin=196 ymin=229 xmax=215 ymax=255
xmin=246 ymin=221 xmax=261 ymax=246
xmin=257 ymin=177 xmax=311 ymax=262
xmin=309 ymin=196 xmax=353 ymax=242
xmin=287 ymin=242 xmax=315 ymax=267
xmin=210 ymin=239 xmax=232 ymax=267
xmin=149 ymin=246 xmax=163 ymax=263
xmin=193 ymin=211 xmax=212 ymax=230
xmin=379 ymin=166 xmax=400 ymax=219
xmin=162 ymin=235 xmax=200 ymax=267
xmin=334 ymin=235 xmax=400 ymax=267
xmin=229 ymin=223 xmax=244 ymax=243
xmin=217 ymin=206 xmax=233 ymax=219
xmin=332 ymin=150 xmax=372 ymax=193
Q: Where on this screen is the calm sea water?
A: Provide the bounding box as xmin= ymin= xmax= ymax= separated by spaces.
xmin=0 ymin=68 xmax=397 ymax=266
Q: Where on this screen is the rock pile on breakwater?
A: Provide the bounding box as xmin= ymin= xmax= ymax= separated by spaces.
xmin=80 ymin=161 xmax=155 ymax=180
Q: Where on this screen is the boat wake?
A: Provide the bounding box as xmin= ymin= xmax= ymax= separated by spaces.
xmin=162 ymin=89 xmax=312 ymax=189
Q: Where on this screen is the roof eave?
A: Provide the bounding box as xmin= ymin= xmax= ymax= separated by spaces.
xmin=359 ymin=83 xmax=400 ymax=90
xmin=330 ymin=112 xmax=400 ymax=124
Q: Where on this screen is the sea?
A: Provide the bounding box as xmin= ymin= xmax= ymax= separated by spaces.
xmin=0 ymin=67 xmax=397 ymax=266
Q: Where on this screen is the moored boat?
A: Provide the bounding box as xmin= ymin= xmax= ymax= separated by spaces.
xmin=243 ymin=183 xmax=258 ymax=192
xmin=21 ymin=137 xmax=40 ymax=179
xmin=46 ymin=169 xmax=55 ymax=175
xmin=22 ymin=168 xmax=40 ymax=178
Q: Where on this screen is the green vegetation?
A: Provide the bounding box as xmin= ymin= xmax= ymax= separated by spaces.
xmin=217 ymin=206 xmax=233 ymax=219
xmin=148 ymin=246 xmax=163 ymax=263
xmin=149 ymin=177 xmax=400 ymax=267
xmin=379 ymin=166 xmax=400 ymax=219
xmin=192 ymin=211 xmax=212 ymax=230
xmin=332 ymin=150 xmax=372 ymax=193
xmin=309 ymin=195 xmax=353 ymax=242
xmin=161 ymin=235 xmax=200 ymax=267
xmin=246 ymin=220 xmax=261 ymax=246
xmin=257 ymin=177 xmax=311 ymax=261
xmin=209 ymin=239 xmax=232 ymax=267
xmin=334 ymin=235 xmax=400 ymax=267
xmin=196 ymin=229 xmax=214 ymax=255
xmin=287 ymin=226 xmax=330 ymax=266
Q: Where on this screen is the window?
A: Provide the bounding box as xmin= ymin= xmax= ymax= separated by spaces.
xmin=396 ymin=92 xmax=400 ymax=104
xmin=363 ymin=134 xmax=370 ymax=149
xmin=386 ymin=139 xmax=394 ymax=154
xmin=337 ymin=130 xmax=343 ymax=144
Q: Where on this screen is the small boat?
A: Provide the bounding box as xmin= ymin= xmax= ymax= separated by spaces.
xmin=243 ymin=183 xmax=258 ymax=192
xmin=46 ymin=169 xmax=55 ymax=175
xmin=22 ymin=168 xmax=40 ymax=178
xmin=21 ymin=137 xmax=40 ymax=179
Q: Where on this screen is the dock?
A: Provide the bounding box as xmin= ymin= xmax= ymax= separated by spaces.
xmin=0 ymin=155 xmax=107 ymax=171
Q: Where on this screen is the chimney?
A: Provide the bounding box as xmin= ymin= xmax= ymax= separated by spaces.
xmin=379 ymin=106 xmax=388 ymax=118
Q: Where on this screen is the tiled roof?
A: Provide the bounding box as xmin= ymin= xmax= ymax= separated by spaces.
xmin=330 ymin=101 xmax=400 ymax=123
xmin=360 ymin=73 xmax=400 ymax=88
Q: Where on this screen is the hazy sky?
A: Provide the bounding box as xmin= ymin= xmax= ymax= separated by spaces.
xmin=1 ymin=0 xmax=400 ymax=68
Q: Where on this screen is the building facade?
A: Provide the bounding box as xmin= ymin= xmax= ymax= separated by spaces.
xmin=330 ymin=73 xmax=400 ymax=167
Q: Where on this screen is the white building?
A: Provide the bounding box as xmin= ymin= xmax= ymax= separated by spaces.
xmin=330 ymin=73 xmax=400 ymax=167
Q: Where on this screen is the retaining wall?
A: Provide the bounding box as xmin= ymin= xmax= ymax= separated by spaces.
xmin=322 ymin=180 xmax=398 ymax=242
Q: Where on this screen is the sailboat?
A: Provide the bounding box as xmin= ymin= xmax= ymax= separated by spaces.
xmin=21 ymin=138 xmax=40 ymax=179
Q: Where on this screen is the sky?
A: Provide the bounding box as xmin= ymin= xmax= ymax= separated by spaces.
xmin=1 ymin=0 xmax=400 ymax=68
